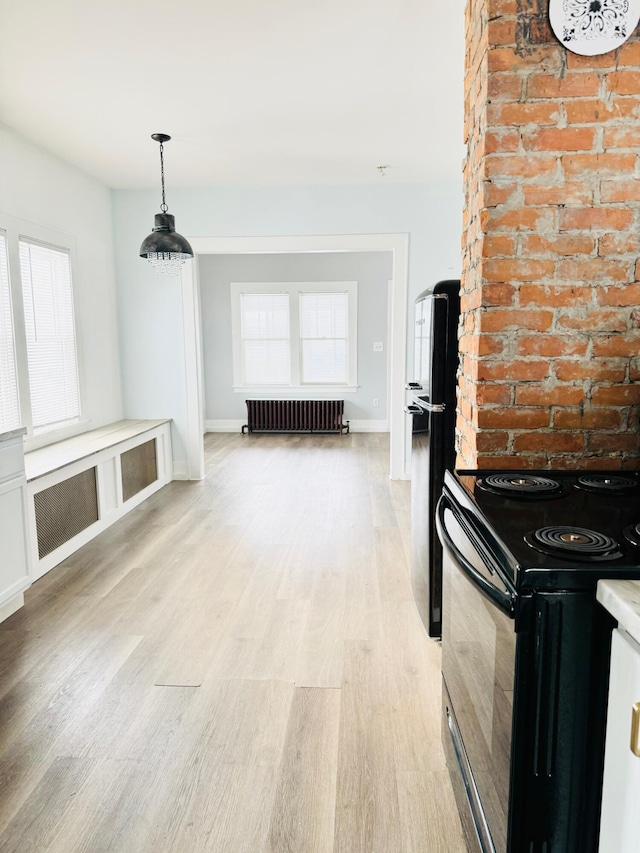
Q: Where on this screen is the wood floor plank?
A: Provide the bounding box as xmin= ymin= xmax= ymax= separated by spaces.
xmin=296 ymin=565 xmax=347 ymax=688
xmin=245 ymin=598 xmax=310 ymax=683
xmin=45 ymin=757 xmax=163 ymax=853
xmin=381 ymin=602 xmax=446 ymax=774
xmin=0 ymin=756 xmax=96 ymax=853
xmin=396 ymin=769 xmax=467 ymax=853
xmin=375 ymin=525 xmax=413 ymax=604
xmin=267 ymin=687 xmax=341 ymax=853
xmin=151 ymin=598 xmax=234 ymax=686
xmin=333 ymin=639 xmax=403 ymax=853
xmin=144 ymin=679 xmax=294 ymax=852
xmin=179 ymin=762 xmax=280 ymax=853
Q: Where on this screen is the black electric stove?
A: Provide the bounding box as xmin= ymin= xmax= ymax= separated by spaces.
xmin=453 ymin=469 xmax=640 ymax=587
xmin=436 ymin=469 xmax=640 ymax=853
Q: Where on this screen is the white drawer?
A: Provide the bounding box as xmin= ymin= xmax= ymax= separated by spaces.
xmin=0 ymin=439 xmax=25 ymax=482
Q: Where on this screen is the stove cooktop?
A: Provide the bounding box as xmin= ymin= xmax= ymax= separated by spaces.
xmin=447 ymin=469 xmax=640 ymax=585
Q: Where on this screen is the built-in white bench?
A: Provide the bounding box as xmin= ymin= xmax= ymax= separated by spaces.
xmin=25 ymin=419 xmax=173 ymax=581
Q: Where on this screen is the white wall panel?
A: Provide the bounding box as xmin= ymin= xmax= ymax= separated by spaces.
xmin=0 ymin=125 xmax=123 ymax=440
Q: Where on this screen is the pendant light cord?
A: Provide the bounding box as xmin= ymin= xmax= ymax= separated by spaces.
xmin=159 ymin=141 xmax=168 ymax=213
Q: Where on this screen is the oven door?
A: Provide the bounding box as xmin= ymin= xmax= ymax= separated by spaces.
xmin=436 ymin=492 xmax=517 ymax=853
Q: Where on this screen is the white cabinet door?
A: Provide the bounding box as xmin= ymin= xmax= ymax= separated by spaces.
xmin=0 ymin=475 xmax=31 ymax=606
xmin=599 ymin=628 xmax=640 ymax=852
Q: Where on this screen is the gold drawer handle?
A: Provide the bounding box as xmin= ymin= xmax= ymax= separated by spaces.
xmin=631 ymin=703 xmax=640 ymax=757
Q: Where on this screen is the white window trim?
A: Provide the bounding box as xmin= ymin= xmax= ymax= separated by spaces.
xmin=0 ymin=212 xmax=85 ymax=447
xmin=0 ymin=230 xmax=20 ymax=432
xmin=230 ymin=281 xmax=358 ymax=392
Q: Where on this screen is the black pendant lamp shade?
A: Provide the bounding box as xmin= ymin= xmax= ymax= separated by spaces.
xmin=139 ymin=133 xmax=194 ymax=276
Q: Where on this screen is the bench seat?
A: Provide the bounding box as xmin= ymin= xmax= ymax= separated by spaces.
xmin=25 ymin=419 xmax=172 ymax=581
xmin=25 ymin=419 xmax=170 ymax=481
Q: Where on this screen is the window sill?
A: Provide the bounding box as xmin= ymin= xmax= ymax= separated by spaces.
xmin=233 ymin=386 xmax=359 ymax=394
xmin=24 ymin=419 xmax=90 ymax=453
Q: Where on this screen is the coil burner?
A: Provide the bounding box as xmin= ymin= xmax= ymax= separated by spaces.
xmin=525 ymin=526 xmax=622 ymax=561
xmin=477 ymin=474 xmax=564 ymax=500
xmin=575 ymin=474 xmax=640 ymax=495
xmin=624 ymin=523 xmax=640 ymax=549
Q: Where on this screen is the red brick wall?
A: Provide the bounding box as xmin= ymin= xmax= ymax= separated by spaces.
xmin=459 ymin=0 xmax=640 ymax=470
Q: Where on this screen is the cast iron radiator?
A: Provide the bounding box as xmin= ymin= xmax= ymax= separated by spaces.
xmin=242 ymin=400 xmax=349 ymax=434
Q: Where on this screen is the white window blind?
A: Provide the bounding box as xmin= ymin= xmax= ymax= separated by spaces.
xmin=0 ymin=233 xmax=20 ymax=431
xmin=300 ymin=291 xmax=348 ymax=383
xmin=19 ymin=240 xmax=80 ymax=430
xmin=240 ymin=293 xmax=290 ymax=385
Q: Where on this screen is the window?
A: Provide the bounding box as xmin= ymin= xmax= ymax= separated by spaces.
xmin=300 ymin=292 xmax=348 ymax=383
xmin=231 ymin=281 xmax=357 ymax=390
xmin=240 ymin=293 xmax=290 ymax=385
xmin=19 ymin=240 xmax=80 ymax=430
xmin=0 ymin=215 xmax=81 ymax=437
xmin=0 ymin=233 xmax=20 ymax=431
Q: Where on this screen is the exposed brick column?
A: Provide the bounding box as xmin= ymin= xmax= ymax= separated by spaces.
xmin=459 ymin=0 xmax=640 ymax=470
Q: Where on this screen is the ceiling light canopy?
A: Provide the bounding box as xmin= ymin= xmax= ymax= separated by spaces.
xmin=139 ymin=133 xmax=194 ymax=276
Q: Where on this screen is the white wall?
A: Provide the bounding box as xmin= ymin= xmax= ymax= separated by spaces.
xmin=199 ymin=251 xmax=392 ymax=425
xmin=111 ymin=182 xmax=462 ymax=475
xmin=0 ymin=123 xmax=123 ymax=444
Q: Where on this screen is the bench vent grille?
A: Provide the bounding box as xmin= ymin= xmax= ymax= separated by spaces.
xmin=34 ymin=468 xmax=99 ymax=559
xmin=121 ymin=439 xmax=158 ymax=502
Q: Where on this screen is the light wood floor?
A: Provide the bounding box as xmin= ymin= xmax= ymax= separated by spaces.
xmin=0 ymin=433 xmax=466 ymax=852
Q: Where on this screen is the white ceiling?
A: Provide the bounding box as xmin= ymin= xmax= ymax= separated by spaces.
xmin=0 ymin=0 xmax=465 ymax=189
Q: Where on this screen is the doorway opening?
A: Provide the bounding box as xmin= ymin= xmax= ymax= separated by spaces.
xmin=179 ymin=234 xmax=409 ymax=480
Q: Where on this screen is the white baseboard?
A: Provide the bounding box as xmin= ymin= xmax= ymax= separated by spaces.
xmin=348 ymin=419 xmax=389 ymax=433
xmin=205 ymin=418 xmax=388 ymax=434
xmin=206 ymin=419 xmax=245 ymax=433
xmin=171 ymin=460 xmax=190 ymax=480
xmin=0 ymin=592 xmax=25 ymax=625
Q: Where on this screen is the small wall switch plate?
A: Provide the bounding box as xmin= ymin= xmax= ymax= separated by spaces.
xmin=373 ymin=341 xmax=383 ymax=352
xmin=373 ymin=399 xmax=379 ymax=407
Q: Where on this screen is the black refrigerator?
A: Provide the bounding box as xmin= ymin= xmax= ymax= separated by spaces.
xmin=405 ymin=280 xmax=460 ymax=638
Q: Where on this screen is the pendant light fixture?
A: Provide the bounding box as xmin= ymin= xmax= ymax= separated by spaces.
xmin=139 ymin=133 xmax=194 ymax=276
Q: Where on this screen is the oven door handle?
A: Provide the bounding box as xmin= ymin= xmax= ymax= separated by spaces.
xmin=422 ymin=401 xmax=445 ymax=413
xmin=436 ymin=493 xmax=517 ymax=618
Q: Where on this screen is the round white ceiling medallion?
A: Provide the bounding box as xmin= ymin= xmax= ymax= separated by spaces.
xmin=549 ymin=0 xmax=640 ymax=55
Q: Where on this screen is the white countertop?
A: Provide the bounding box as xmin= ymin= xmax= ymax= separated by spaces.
xmin=0 ymin=426 xmax=27 ymax=443
xmin=597 ymin=580 xmax=640 ymax=646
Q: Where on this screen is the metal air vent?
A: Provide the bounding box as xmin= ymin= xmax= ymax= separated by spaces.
xmin=34 ymin=467 xmax=99 ymax=559
xmin=121 ymin=439 xmax=158 ymax=502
